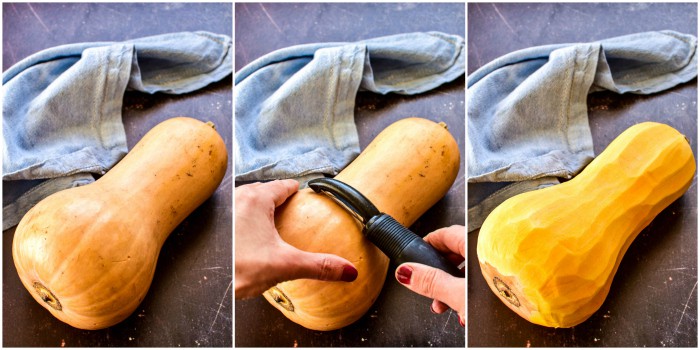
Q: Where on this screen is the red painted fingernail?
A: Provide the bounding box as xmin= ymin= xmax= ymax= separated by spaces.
xmin=341 ymin=265 xmax=358 ymax=282
xmin=459 ymin=317 xmax=465 ymax=327
xmin=396 ymin=265 xmax=413 ymax=285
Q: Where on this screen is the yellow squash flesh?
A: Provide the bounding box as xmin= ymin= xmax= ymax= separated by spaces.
xmin=265 ymin=117 xmax=461 ymax=331
xmin=12 ymin=117 xmax=228 ymax=330
xmin=477 ymin=122 xmax=696 ymax=328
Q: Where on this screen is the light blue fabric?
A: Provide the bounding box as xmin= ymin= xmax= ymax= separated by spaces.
xmin=2 ymin=31 xmax=232 ymax=230
xmin=235 ymin=31 xmax=465 ymax=182
xmin=468 ymin=30 xmax=697 ymax=231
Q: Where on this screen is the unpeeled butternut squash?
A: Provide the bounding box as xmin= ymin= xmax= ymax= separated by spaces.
xmin=477 ymin=122 xmax=695 ymax=328
xmin=265 ymin=117 xmax=461 ymax=330
xmin=12 ymin=117 xmax=228 ymax=330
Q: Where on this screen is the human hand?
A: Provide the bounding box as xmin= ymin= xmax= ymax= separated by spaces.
xmin=235 ymin=179 xmax=358 ymax=299
xmin=394 ymin=225 xmax=465 ymax=327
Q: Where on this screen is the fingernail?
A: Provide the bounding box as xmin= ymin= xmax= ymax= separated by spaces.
xmin=341 ymin=265 xmax=358 ymax=282
xmin=396 ymin=265 xmax=413 ymax=285
xmin=459 ymin=317 xmax=465 ymax=328
xmin=430 ymin=304 xmax=438 ymax=314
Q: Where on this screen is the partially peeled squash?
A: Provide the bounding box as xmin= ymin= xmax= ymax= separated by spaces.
xmin=266 ymin=117 xmax=461 ymax=330
xmin=477 ymin=122 xmax=696 ymax=328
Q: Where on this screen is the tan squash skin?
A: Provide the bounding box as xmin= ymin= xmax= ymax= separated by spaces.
xmin=12 ymin=117 xmax=228 ymax=330
xmin=477 ymin=122 xmax=696 ymax=328
xmin=264 ymin=117 xmax=461 ymax=331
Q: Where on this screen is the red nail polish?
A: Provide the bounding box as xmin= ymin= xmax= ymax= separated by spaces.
xmin=341 ymin=265 xmax=358 ymax=282
xmin=396 ymin=265 xmax=412 ymax=285
xmin=459 ymin=317 xmax=465 ymax=327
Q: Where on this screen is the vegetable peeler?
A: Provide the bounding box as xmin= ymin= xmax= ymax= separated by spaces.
xmin=307 ymin=177 xmax=462 ymax=277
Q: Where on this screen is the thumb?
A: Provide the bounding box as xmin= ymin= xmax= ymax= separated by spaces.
xmin=279 ymin=247 xmax=359 ymax=283
xmin=395 ymin=263 xmax=464 ymax=314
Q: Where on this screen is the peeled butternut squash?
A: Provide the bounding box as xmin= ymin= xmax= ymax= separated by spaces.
xmin=265 ymin=117 xmax=461 ymax=331
xmin=12 ymin=117 xmax=228 ymax=330
xmin=477 ymin=122 xmax=695 ymax=328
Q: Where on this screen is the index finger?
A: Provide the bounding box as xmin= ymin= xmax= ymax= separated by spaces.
xmin=264 ymin=179 xmax=300 ymax=207
xmin=424 ymin=225 xmax=465 ymax=258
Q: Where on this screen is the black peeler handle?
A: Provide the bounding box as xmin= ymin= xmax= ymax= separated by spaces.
xmin=308 ymin=178 xmax=462 ymax=277
xmin=365 ymin=213 xmax=462 ymax=276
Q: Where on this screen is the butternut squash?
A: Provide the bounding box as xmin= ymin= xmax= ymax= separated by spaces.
xmin=477 ymin=122 xmax=695 ymax=328
xmin=12 ymin=117 xmax=228 ymax=330
xmin=265 ymin=117 xmax=461 ymax=331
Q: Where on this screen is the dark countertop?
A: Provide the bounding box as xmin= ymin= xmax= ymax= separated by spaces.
xmin=468 ymin=3 xmax=697 ymax=347
xmin=234 ymin=3 xmax=465 ymax=347
xmin=2 ymin=3 xmax=232 ymax=347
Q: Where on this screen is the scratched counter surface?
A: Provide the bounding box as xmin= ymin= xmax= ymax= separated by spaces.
xmin=234 ymin=3 xmax=465 ymax=347
xmin=2 ymin=3 xmax=232 ymax=347
xmin=468 ymin=3 xmax=698 ymax=347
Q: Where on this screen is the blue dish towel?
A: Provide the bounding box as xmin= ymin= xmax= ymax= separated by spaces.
xmin=2 ymin=31 xmax=232 ymax=230
xmin=235 ymin=31 xmax=465 ymax=182
xmin=468 ymin=30 xmax=697 ymax=231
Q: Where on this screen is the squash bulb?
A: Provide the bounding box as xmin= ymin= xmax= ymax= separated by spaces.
xmin=12 ymin=117 xmax=228 ymax=330
xmin=265 ymin=118 xmax=461 ymax=330
xmin=477 ymin=122 xmax=696 ymax=328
